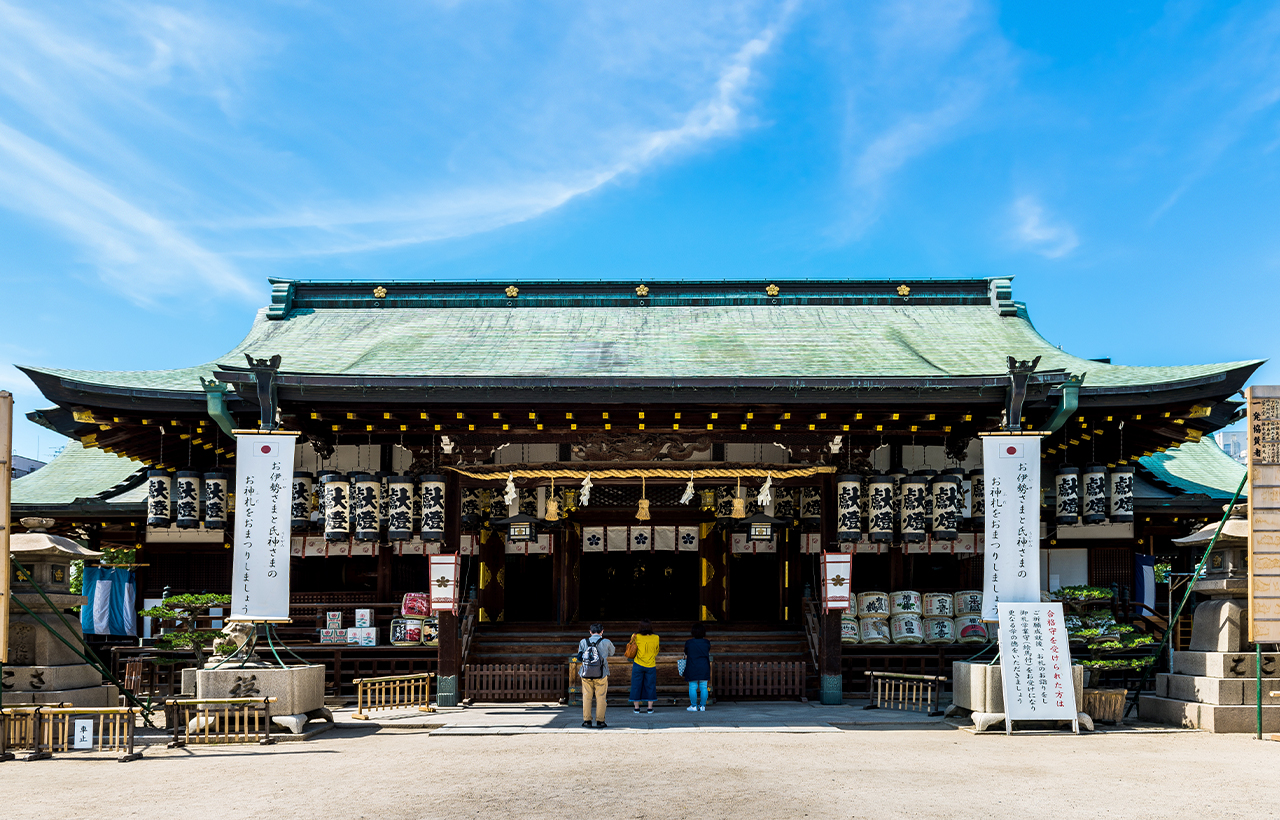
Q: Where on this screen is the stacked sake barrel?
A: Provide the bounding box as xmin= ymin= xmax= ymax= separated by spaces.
xmin=848 ymin=589 xmax=989 ymax=645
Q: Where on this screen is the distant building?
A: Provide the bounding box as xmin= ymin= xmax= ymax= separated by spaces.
xmin=11 ymin=454 xmax=45 ymax=478
xmin=1215 ymin=430 xmax=1247 ymax=464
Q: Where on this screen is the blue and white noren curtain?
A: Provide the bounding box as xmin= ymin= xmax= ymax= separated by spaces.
xmin=80 ymin=566 xmax=137 ymax=636
xmin=1134 ymin=554 xmax=1158 ymax=615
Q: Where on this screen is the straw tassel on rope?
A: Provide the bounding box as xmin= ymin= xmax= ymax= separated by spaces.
xmin=636 ymin=476 xmax=651 ymax=521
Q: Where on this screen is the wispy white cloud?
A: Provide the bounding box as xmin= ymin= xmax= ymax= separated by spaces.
xmin=1011 ymin=195 xmax=1078 ymax=259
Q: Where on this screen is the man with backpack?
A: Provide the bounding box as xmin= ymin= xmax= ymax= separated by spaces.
xmin=577 ymin=623 xmax=615 ymax=728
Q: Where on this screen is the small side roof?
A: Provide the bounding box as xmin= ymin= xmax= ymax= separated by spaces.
xmin=10 ymin=440 xmax=145 ymax=508
xmin=1139 ymin=438 xmax=1246 ymax=500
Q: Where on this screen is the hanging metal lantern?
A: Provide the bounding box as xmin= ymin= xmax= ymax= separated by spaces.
xmin=699 ymin=487 xmax=718 ymax=513
xmin=1055 ymin=465 xmax=1080 ymax=526
xmin=419 ymin=474 xmax=446 ymax=541
xmin=174 ymin=471 xmax=201 ymax=529
xmin=931 ymin=471 xmax=963 ymax=541
xmin=1082 ymin=464 xmax=1108 ymax=525
xmin=386 ymin=476 xmax=415 ymax=540
xmin=915 ymin=469 xmax=937 ymax=533
xmin=146 ymin=470 xmax=173 ymax=527
xmin=868 ymin=474 xmax=896 ymax=542
xmin=1110 ymin=465 xmax=1135 ymax=523
xmin=322 ymin=473 xmax=351 ymax=542
xmin=968 ymin=469 xmax=985 ymax=527
xmin=353 ymin=473 xmax=381 ymax=541
xmin=836 ymin=475 xmax=862 ymax=542
xmin=203 ymin=472 xmax=228 ymax=530
xmin=899 ymin=475 xmax=929 ymax=542
xmin=291 ymin=471 xmax=313 ymax=531
xmin=800 ymin=488 xmax=822 ymax=529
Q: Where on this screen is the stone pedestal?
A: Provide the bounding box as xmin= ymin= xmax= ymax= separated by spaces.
xmin=192 ymin=663 xmax=328 ymax=734
xmin=1139 ymin=651 xmax=1280 ymax=732
xmin=4 ymin=534 xmax=118 ymax=708
xmin=951 ymin=661 xmax=1089 ymax=731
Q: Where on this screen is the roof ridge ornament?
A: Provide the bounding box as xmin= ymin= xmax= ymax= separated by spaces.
xmin=635 ymin=284 xmax=649 ymax=297
xmin=505 ymin=285 xmax=519 ymax=298
xmin=1004 ymin=355 xmax=1042 ymax=431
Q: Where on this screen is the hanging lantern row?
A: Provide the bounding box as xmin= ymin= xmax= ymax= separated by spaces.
xmin=842 ymin=469 xmax=978 ymax=544
xmin=313 ymin=471 xmax=446 ymax=543
xmin=146 ymin=469 xmax=230 ymax=530
xmin=1054 ymin=463 xmax=1134 ymax=526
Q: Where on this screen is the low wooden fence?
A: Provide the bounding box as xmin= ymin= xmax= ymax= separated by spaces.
xmin=864 ymin=671 xmax=946 ymax=716
xmin=166 ymin=697 xmax=277 ymax=747
xmin=712 ymin=662 xmax=807 ymax=699
xmin=463 ymin=664 xmax=567 ymax=702
xmin=1 ymin=706 xmax=143 ymax=762
xmin=352 ymin=672 xmax=436 ymax=719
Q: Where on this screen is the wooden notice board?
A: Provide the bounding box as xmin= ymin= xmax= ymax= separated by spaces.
xmin=1247 ymin=386 xmax=1280 ymax=643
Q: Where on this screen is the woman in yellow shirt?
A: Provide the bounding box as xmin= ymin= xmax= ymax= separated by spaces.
xmin=629 ymin=619 xmax=660 ymax=713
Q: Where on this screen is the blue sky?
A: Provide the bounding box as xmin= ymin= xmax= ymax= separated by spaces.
xmin=1 ymin=1 xmax=1277 ymax=460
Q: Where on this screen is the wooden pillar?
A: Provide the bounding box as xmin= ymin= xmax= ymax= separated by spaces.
xmin=375 ymin=445 xmax=393 ymax=601
xmin=819 ymin=470 xmax=843 ymax=703
xmin=478 ymin=532 xmax=505 ymax=623
xmin=436 ymin=470 xmax=463 ymax=707
xmin=699 ymin=528 xmax=726 ymax=623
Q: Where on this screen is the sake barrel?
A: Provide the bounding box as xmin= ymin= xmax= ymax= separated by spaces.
xmin=859 ymin=617 xmax=891 ymax=645
xmin=857 ymin=591 xmax=890 ymax=619
xmin=923 ymin=592 xmax=953 ymax=616
xmin=924 ymin=616 xmax=955 ymax=645
xmin=401 ymin=592 xmax=430 ymax=617
xmin=421 ymin=617 xmax=440 ymax=647
xmin=890 ymin=590 xmax=922 ymax=615
xmin=955 ymin=615 xmax=988 ymax=644
xmin=890 ymin=613 xmax=924 ymax=644
xmin=390 ymin=617 xmax=424 ymax=647
xmin=840 ymin=615 xmax=861 ymax=644
xmin=954 ymin=590 xmax=983 ymax=615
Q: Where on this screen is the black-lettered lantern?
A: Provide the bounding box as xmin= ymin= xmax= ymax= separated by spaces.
xmin=968 ymin=469 xmax=985 ymax=527
xmin=1110 ymin=465 xmax=1135 ymax=523
xmin=386 ymin=476 xmax=415 ymax=540
xmin=353 ymin=473 xmax=381 ymax=541
xmin=315 ymin=469 xmax=338 ymax=526
xmin=888 ymin=469 xmax=907 ymax=526
xmin=146 ymin=470 xmax=172 ymax=527
xmin=322 ymin=473 xmax=351 ymax=542
xmin=800 ymin=488 xmax=822 ymax=530
xmin=460 ymin=487 xmax=482 ymax=532
xmin=836 ymin=475 xmax=862 ymax=542
xmin=932 ymin=471 xmax=963 ymax=541
xmin=899 ymin=475 xmax=928 ymax=543
xmin=174 ymin=471 xmax=201 ymax=529
xmin=915 ymin=469 xmax=937 ymax=533
xmin=1055 ymin=465 xmax=1080 ymax=526
xmin=291 ymin=471 xmax=313 ymax=531
xmin=203 ymin=472 xmax=228 ymax=530
xmin=868 ymin=474 xmax=896 ymax=542
xmin=419 ymin=474 xmax=446 ymax=541
xmin=1083 ymin=464 xmax=1108 ymax=525
xmin=376 ymin=471 xmax=391 ymax=530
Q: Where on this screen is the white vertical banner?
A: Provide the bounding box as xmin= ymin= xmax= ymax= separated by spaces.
xmin=981 ymin=434 xmax=1042 ymax=621
xmin=997 ymin=602 xmax=1078 ymax=729
xmin=231 ymin=432 xmax=297 ymax=622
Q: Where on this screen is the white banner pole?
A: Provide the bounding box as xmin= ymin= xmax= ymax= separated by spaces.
xmin=981 ymin=433 xmax=1044 ymax=622
xmin=230 ymin=430 xmax=298 ymax=622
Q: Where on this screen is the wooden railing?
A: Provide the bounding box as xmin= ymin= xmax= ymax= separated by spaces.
xmin=352 ymin=672 xmax=435 ymax=720
xmin=463 ymin=664 xmax=566 ymax=702
xmin=166 ymin=697 xmax=277 ymax=746
xmin=802 ymin=597 xmax=821 ymax=670
xmin=713 ymin=662 xmax=807 ymax=699
xmin=864 ymin=671 xmax=946 ymax=716
xmin=1 ymin=705 xmax=143 ymax=762
xmin=459 ymin=595 xmax=479 ymax=668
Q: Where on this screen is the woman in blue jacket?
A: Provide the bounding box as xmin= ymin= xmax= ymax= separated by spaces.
xmin=683 ymin=623 xmax=711 ymax=712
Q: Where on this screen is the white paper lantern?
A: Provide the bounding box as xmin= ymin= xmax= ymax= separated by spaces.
xmin=1083 ymin=464 xmax=1108 ymax=525
xmin=387 ymin=476 xmax=415 ymax=540
xmin=836 ymin=475 xmax=862 ymax=542
xmin=419 ymin=475 xmax=446 ymax=541
xmin=1110 ymin=465 xmax=1135 ymax=523
xmin=888 ymin=469 xmax=907 ymax=526
xmin=291 ymin=471 xmax=313 ymax=531
xmin=203 ymin=472 xmax=228 ymax=530
xmin=931 ymin=470 xmax=963 ymax=540
xmin=800 ymin=487 xmax=822 ymax=527
xmin=899 ymin=475 xmax=929 ymax=542
xmin=174 ymin=471 xmax=201 ymax=529
xmin=968 ymin=469 xmax=985 ymax=527
xmin=916 ymin=469 xmax=937 ymax=532
xmin=1055 ymin=465 xmax=1080 ymax=526
xmin=146 ymin=470 xmax=172 ymax=527
xmin=868 ymin=475 xmax=895 ymax=542
xmin=322 ymin=473 xmax=351 ymax=542
xmin=353 ymin=474 xmax=381 ymax=541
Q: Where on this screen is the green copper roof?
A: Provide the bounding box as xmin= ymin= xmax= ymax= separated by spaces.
xmin=18 ymin=278 xmax=1262 ymax=393
xmin=1139 ymin=438 xmax=1247 ymax=499
xmin=10 ymin=441 xmax=144 ymax=507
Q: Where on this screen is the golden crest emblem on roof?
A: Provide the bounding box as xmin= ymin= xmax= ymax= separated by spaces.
xmin=373 ymin=286 xmax=387 ymax=298
xmin=505 ymin=285 xmax=519 ymax=298
xmin=896 ymin=285 xmax=911 ymax=297
xmin=765 ymin=284 xmax=780 ymax=297
xmin=635 ymin=284 xmax=650 ymax=297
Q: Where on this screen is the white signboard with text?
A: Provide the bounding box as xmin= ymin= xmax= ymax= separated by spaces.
xmin=231 ymin=432 xmax=297 ymax=621
xmin=981 ymin=435 xmax=1042 ymax=621
xmin=997 ymin=602 xmax=1078 ymax=729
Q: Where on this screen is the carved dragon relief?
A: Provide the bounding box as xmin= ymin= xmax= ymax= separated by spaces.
xmin=571 ymin=432 xmax=712 ymax=462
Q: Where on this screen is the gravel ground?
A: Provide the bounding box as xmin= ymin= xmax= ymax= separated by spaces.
xmin=2 ymin=718 xmax=1275 ymax=819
